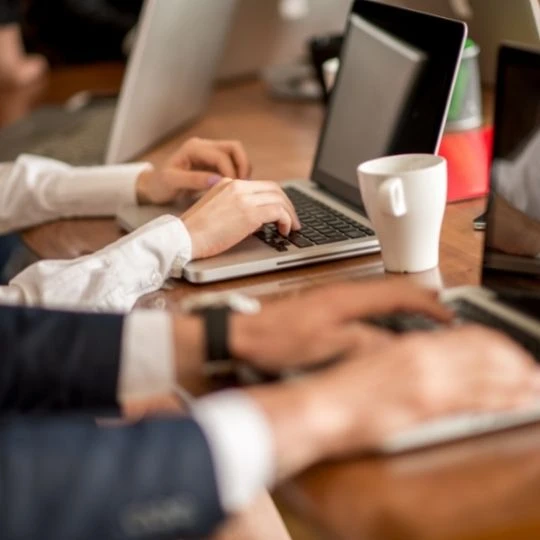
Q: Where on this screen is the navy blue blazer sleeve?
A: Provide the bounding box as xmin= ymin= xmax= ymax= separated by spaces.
xmin=0 ymin=416 xmax=226 ymax=540
xmin=0 ymin=304 xmax=124 ymax=412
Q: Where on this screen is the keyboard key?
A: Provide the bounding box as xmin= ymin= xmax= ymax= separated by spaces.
xmin=255 ymin=186 xmax=375 ymax=249
xmin=288 ymin=233 xmax=314 ymax=248
xmin=344 ymin=230 xmax=367 ymax=239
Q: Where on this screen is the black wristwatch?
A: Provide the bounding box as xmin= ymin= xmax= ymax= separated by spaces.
xmin=181 ymin=293 xmax=261 ymax=363
xmin=201 ymin=305 xmax=232 ymax=362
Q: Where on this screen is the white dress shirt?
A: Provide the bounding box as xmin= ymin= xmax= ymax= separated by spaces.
xmin=0 ymin=154 xmax=275 ymax=514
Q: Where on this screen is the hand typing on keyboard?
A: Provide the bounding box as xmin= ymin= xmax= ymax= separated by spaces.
xmin=181 ymin=178 xmax=301 ymax=259
xmin=230 ymin=280 xmax=452 ymax=373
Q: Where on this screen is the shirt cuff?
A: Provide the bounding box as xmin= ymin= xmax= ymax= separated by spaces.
xmin=118 ymin=309 xmax=175 ymax=400
xmin=192 ymin=390 xmax=275 ymax=513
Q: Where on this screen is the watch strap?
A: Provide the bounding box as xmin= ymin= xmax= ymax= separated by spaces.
xmin=203 ymin=306 xmax=231 ymax=362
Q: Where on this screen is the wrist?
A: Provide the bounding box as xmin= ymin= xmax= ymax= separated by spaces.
xmin=135 ymin=169 xmax=154 ymax=205
xmin=243 ymin=377 xmax=345 ymax=481
xmin=229 ymin=312 xmax=259 ymax=361
xmin=171 ymin=314 xmax=205 ymax=383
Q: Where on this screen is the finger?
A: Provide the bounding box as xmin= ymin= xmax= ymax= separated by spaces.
xmin=216 ymin=140 xmax=252 ymax=179
xmin=275 ymin=207 xmax=293 ymax=237
xmin=243 ymin=191 xmax=300 ymax=231
xmin=316 ymin=281 xmax=453 ymax=323
xmin=447 ymin=325 xmax=537 ymax=370
xmin=246 ymin=182 xmax=300 ymax=230
xmin=255 ymin=203 xmax=293 ymax=236
xmin=340 ymin=323 xmax=394 ymax=357
xmin=162 ymin=168 xmax=219 ymax=192
xmin=195 ymin=147 xmax=237 ymax=178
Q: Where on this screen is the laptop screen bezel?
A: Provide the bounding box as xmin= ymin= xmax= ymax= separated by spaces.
xmin=309 ymin=0 xmax=467 ymax=211
xmin=481 ymin=43 xmax=540 ymax=293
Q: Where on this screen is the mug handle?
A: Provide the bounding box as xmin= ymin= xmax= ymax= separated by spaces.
xmin=377 ymin=177 xmax=407 ymax=217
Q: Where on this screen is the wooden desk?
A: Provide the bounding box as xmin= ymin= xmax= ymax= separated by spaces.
xmin=21 ymin=74 xmax=485 ymax=307
xmin=19 ymin=68 xmax=540 ymax=540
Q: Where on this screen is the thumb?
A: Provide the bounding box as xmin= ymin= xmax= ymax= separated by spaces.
xmin=163 ymin=168 xmax=221 ymax=192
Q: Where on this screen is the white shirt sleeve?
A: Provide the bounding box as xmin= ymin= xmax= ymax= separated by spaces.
xmin=119 ymin=314 xmax=276 ymax=514
xmin=119 ymin=309 xmax=175 ymax=400
xmin=192 ymin=390 xmax=276 ymax=513
xmin=0 ymin=154 xmax=151 ymax=234
xmin=5 ymin=214 xmax=192 ymax=312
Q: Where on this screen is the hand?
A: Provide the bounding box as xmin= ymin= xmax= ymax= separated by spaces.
xmin=136 ymin=137 xmax=252 ymax=204
xmin=181 ymin=178 xmax=301 ymax=259
xmin=230 ymin=280 xmax=452 ymax=372
xmin=247 ymin=326 xmax=540 ymax=480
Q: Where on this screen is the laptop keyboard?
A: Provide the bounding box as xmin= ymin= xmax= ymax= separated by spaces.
xmin=449 ymin=299 xmax=540 ymax=358
xmin=366 ymin=298 xmax=540 ymax=360
xmin=254 ymin=187 xmax=375 ymax=251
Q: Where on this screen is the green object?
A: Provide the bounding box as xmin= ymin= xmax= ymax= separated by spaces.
xmin=447 ymin=38 xmax=481 ymax=128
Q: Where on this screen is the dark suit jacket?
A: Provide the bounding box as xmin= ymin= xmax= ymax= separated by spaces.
xmin=0 ymin=304 xmax=225 ymax=539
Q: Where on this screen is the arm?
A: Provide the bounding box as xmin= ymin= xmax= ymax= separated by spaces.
xmin=2 ymin=286 xmax=540 ymax=539
xmin=0 ymin=303 xmax=270 ymax=539
xmin=7 ymin=214 xmax=192 ymax=312
xmin=0 ymin=304 xmax=123 ymax=411
xmin=0 ymin=416 xmax=226 ymax=540
xmin=0 ymin=155 xmax=146 ymax=234
xmin=0 ymin=139 xmax=252 ymax=236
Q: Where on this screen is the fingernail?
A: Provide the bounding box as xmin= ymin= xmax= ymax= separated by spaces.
xmin=207 ymin=175 xmax=222 ymax=187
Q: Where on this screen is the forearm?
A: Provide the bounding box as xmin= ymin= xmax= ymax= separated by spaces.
xmin=243 ymin=369 xmax=373 ymax=482
xmin=8 ymin=215 xmax=191 ymax=311
xmin=0 ymin=416 xmax=225 ymax=540
xmin=0 ymin=155 xmax=147 ymax=235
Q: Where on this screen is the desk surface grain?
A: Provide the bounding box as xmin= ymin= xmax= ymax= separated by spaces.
xmin=19 ymin=67 xmax=540 ymax=540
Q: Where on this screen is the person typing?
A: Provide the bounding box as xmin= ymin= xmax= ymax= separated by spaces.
xmin=0 ymin=138 xmax=300 ymax=310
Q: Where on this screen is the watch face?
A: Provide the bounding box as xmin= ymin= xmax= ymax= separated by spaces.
xmin=181 ymin=292 xmax=261 ymax=314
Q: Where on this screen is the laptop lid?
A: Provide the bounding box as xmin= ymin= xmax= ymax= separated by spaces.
xmin=106 ymin=0 xmax=239 ymax=164
xmin=375 ymin=0 xmax=540 ymax=84
xmin=310 ymin=0 xmax=467 ymax=211
xmin=482 ymin=44 xmax=540 ymax=313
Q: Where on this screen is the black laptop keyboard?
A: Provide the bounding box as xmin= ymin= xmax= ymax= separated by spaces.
xmin=366 ymin=298 xmax=540 ymax=360
xmin=254 ymin=187 xmax=375 ymax=251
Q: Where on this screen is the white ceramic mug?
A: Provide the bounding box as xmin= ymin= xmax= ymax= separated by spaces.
xmin=357 ymin=154 xmax=447 ymax=273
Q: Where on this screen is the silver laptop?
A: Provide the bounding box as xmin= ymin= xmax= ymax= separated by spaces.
xmin=0 ymin=0 xmax=239 ymax=165
xmin=376 ymin=44 xmax=540 ymax=454
xmin=118 ymin=2 xmax=467 ymax=284
xmin=379 ymin=0 xmax=540 ymax=84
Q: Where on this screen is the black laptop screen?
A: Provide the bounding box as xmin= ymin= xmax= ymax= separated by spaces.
xmin=482 ymin=45 xmax=540 ymax=296
xmin=311 ymin=0 xmax=466 ymax=209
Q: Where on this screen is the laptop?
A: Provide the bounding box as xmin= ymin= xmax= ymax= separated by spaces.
xmin=378 ymin=0 xmax=540 ymax=84
xmin=376 ymin=43 xmax=540 ymax=454
xmin=0 ymin=0 xmax=239 ymax=166
xmin=117 ymin=1 xmax=467 ymax=284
